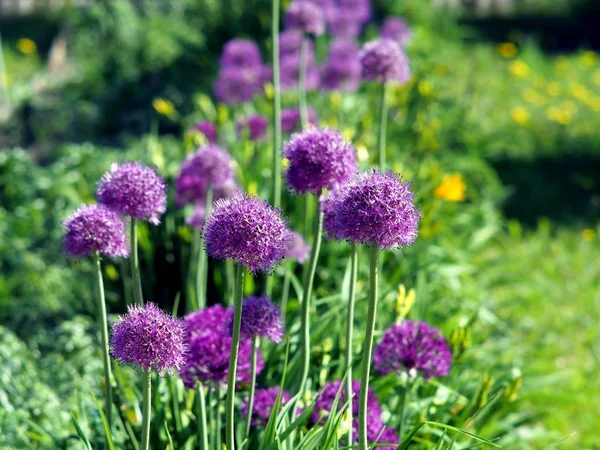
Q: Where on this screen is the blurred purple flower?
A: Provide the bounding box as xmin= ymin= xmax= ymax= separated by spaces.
xmin=381 ymin=17 xmax=411 ymax=47
xmin=280 ymin=55 xmax=321 ymax=92
xmin=328 ymin=7 xmax=362 ymax=37
xmin=360 ymin=39 xmax=410 ymax=84
xmin=220 ymin=39 xmax=263 ymax=71
xmin=236 ymin=115 xmax=269 ymax=141
xmin=279 ymin=30 xmax=314 ymax=59
xmin=241 ymin=387 xmax=291 ymax=427
xmin=214 ymin=68 xmax=263 ymax=105
xmin=284 ymin=231 xmax=310 ymax=263
xmin=285 ymin=1 xmax=325 ymax=36
xmin=321 ymin=39 xmax=361 ymax=92
xmin=227 ymin=295 xmax=284 ymax=343
xmin=281 ymin=108 xmax=318 ymax=133
xmin=192 ymin=121 xmax=218 ymax=144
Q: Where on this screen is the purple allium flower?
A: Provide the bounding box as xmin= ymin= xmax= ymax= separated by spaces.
xmin=280 ymin=55 xmax=321 ymax=92
xmin=110 ymin=303 xmax=187 ymax=375
xmin=214 ymin=68 xmax=262 ymax=105
xmin=63 ymin=204 xmax=129 ymax=258
xmin=175 ymin=145 xmax=235 ymax=207
xmin=323 ymin=170 xmax=420 ymax=249
xmin=360 ymin=39 xmax=410 ymax=84
xmin=312 ymin=380 xmax=381 ymax=424
xmin=281 ymin=108 xmax=318 ymax=133
xmin=180 ymin=305 xmax=264 ymax=387
xmin=338 ymin=0 xmax=371 ymax=24
xmin=375 ymin=427 xmax=400 ymax=450
xmin=227 ymin=295 xmax=284 ymax=343
xmin=381 ymin=17 xmax=411 ymax=47
xmin=236 ymin=115 xmax=269 ymax=141
xmin=284 ymin=231 xmax=310 ymax=263
xmin=321 ymin=39 xmax=361 ymax=92
xmin=279 ymin=30 xmax=315 ymax=60
xmin=327 ymin=7 xmax=362 ymax=38
xmin=285 ymin=1 xmax=325 ymax=36
xmin=284 ymin=128 xmax=357 ymax=194
xmin=260 ymin=65 xmax=273 ymax=85
xmin=374 ymin=320 xmax=452 ymax=381
xmin=204 ymin=195 xmax=293 ymax=273
xmin=241 ymin=387 xmax=291 ymax=427
xmin=220 ymin=39 xmax=263 ymax=71
xmin=97 ymin=162 xmax=167 ymax=225
xmin=192 ymin=121 xmax=218 ymax=144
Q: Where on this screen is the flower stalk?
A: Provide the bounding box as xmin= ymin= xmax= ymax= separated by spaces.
xmin=378 ymin=82 xmax=389 ymax=171
xmin=272 ymin=0 xmax=283 ymax=209
xmin=345 ymin=244 xmax=358 ymax=446
xmin=196 ymin=185 xmax=213 ymax=310
xmin=197 ymin=383 xmax=209 ymax=450
xmin=130 ymin=219 xmax=144 ymax=305
xmin=141 ymin=369 xmax=152 ymax=450
xmin=244 ymin=336 xmax=260 ymax=438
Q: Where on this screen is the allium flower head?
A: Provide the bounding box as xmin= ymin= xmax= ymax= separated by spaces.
xmin=321 ymin=39 xmax=361 ymax=92
xmin=220 ymin=39 xmax=263 ymax=70
xmin=180 ymin=305 xmax=264 ymax=387
xmin=193 ymin=121 xmax=218 ymax=143
xmin=214 ymin=68 xmax=262 ymax=105
xmin=204 ymin=195 xmax=293 ymax=273
xmin=242 ymin=387 xmax=291 ymax=427
xmin=323 ymin=170 xmax=420 ymax=249
xmin=63 ymin=204 xmax=129 ymax=258
xmin=97 ymin=162 xmax=167 ymax=225
xmin=281 ymin=108 xmax=318 ymax=133
xmin=338 ymin=0 xmax=371 ymax=23
xmin=381 ymin=17 xmax=412 ymax=47
xmin=175 ymin=145 xmax=235 ymax=207
xmin=374 ymin=320 xmax=452 ymax=381
xmin=236 ymin=115 xmax=269 ymax=141
xmin=279 ymin=30 xmax=315 ymax=59
xmin=285 ymin=1 xmax=325 ymax=36
xmin=327 ymin=7 xmax=362 ymax=37
xmin=360 ymin=39 xmax=410 ymax=84
xmin=284 ymin=128 xmax=357 ymax=194
xmin=284 ymin=231 xmax=311 ymax=263
xmin=228 ymin=295 xmax=284 ymax=343
xmin=110 ymin=303 xmax=187 ymax=375
xmin=280 ymin=55 xmax=320 ymax=92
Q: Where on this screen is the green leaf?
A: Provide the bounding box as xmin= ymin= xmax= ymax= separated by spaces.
xmin=71 ymin=414 xmax=93 ymax=450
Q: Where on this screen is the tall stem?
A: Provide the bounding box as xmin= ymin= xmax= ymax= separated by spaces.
xmin=187 ymin=232 xmax=200 ymax=311
xmin=378 ymin=82 xmax=389 ymax=171
xmin=397 ymin=380 xmax=410 ymax=440
xmin=130 ymin=219 xmax=144 ymax=305
xmin=280 ymin=260 xmax=292 ymax=322
xmin=141 ymin=369 xmax=152 ymax=450
xmin=196 ymin=185 xmax=213 ymax=310
xmin=197 ymin=383 xmax=209 ymax=450
xmin=225 ymin=265 xmax=246 ymax=450
xmin=358 ymin=246 xmax=379 ymax=450
xmin=345 ymin=244 xmax=358 ymax=446
xmin=93 ymin=252 xmax=113 ymax=429
xmin=271 ymin=0 xmax=282 ymax=209
xmin=298 ymin=35 xmax=309 ymax=130
xmin=295 ymin=198 xmax=324 ymax=395
xmin=244 ymin=336 xmax=260 ymax=439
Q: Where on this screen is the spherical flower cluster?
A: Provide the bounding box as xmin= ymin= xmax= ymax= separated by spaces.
xmin=281 ymin=108 xmax=318 ymax=133
xmin=175 ymin=145 xmax=234 ymax=207
xmin=284 ymin=128 xmax=357 ymax=194
xmin=285 ymin=1 xmax=325 ymax=36
xmin=360 ymin=39 xmax=410 ymax=84
xmin=284 ymin=231 xmax=311 ymax=263
xmin=179 ymin=305 xmax=264 ymax=387
xmin=97 ymin=162 xmax=167 ymax=225
xmin=381 ymin=17 xmax=411 ymax=47
xmin=214 ymin=68 xmax=263 ymax=105
xmin=280 ymin=55 xmax=321 ymax=92
xmin=374 ymin=320 xmax=452 ymax=381
xmin=204 ymin=195 xmax=293 ymax=273
xmin=236 ymin=115 xmax=269 ymax=141
xmin=323 ymin=170 xmax=420 ymax=249
xmin=327 ymin=7 xmax=361 ymax=37
xmin=220 ymin=39 xmax=263 ymax=71
xmin=279 ymin=30 xmax=315 ymax=60
xmin=110 ymin=303 xmax=187 ymax=375
xmin=63 ymin=204 xmax=129 ymax=258
xmin=337 ymin=0 xmax=370 ymax=24
xmin=241 ymin=387 xmax=291 ymax=427
xmin=321 ymin=39 xmax=361 ymax=92
xmin=192 ymin=121 xmax=218 ymax=144
xmin=228 ymin=296 xmax=284 ymax=343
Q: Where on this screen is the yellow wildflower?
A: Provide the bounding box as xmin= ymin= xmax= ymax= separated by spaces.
xmin=356 ymin=144 xmax=369 ymax=162
xmin=497 ymin=42 xmax=517 ymax=58
xmin=341 ymin=127 xmax=354 ymax=141
xmin=511 ymin=107 xmax=530 ymax=125
xmin=217 ymin=104 xmax=229 ymax=123
xmin=580 ymin=51 xmax=597 ymax=67
xmin=545 ymin=106 xmax=573 ymax=125
xmin=152 ymin=98 xmax=176 ymax=118
xmin=509 ymin=60 xmax=530 ymax=78
xmin=546 ymin=81 xmax=561 ymax=97
xmin=17 ymin=38 xmax=37 ymax=55
xmin=281 ymin=158 xmax=289 ymax=169
xmin=247 ymin=181 xmax=258 ymax=196
xmin=582 ymin=229 xmax=596 ymax=242
xmin=418 ymin=80 xmax=433 ymax=97
xmin=105 ymin=264 xmax=119 ymax=281
xmin=395 ymin=284 xmax=415 ymax=322
xmin=434 ymin=174 xmax=467 ymax=202
xmin=263 ymin=82 xmax=274 ymax=100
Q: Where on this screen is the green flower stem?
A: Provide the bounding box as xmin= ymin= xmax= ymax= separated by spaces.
xmin=197 ymin=383 xmax=209 ymax=450
xmin=208 ymin=387 xmax=216 ymax=450
xmin=93 ymin=252 xmax=113 ymax=429
xmin=187 ymin=232 xmax=201 ymax=311
xmin=397 ymin=380 xmax=410 ymax=440
xmin=196 ymin=185 xmax=213 ymax=310
xmin=298 ymin=34 xmax=309 ymax=130
xmin=378 ymin=82 xmax=389 ymax=171
xmin=225 ymin=264 xmax=246 ymax=450
xmin=170 ymin=376 xmax=182 ymax=433
xmin=130 ymin=219 xmax=144 ymax=305
xmin=216 ymin=389 xmax=222 ymax=450
xmin=272 ymin=0 xmax=283 ymax=209
xmin=244 ymin=336 xmax=260 ymax=439
xmin=280 ymin=260 xmax=292 ymax=321
xmin=296 ymin=198 xmax=324 ymax=396
xmin=358 ymin=246 xmax=380 ymax=450
xmin=345 ymin=244 xmax=358 ymax=446
xmin=141 ymin=369 xmax=152 ymax=450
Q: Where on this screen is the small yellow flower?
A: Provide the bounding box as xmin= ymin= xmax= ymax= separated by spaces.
xmin=330 ymin=91 xmax=342 ymax=110
xmin=17 ymin=38 xmax=37 ymax=55
xmin=282 ymin=158 xmax=289 ymax=170
xmin=217 ymin=104 xmax=229 ymax=123
xmin=434 ymin=174 xmax=467 ymax=202
xmin=582 ymin=229 xmax=596 ymax=242
xmin=497 ymin=42 xmax=517 ymax=58
xmin=545 ymin=106 xmax=573 ymax=125
xmin=105 ymin=264 xmax=119 ymax=281
xmin=511 ymin=107 xmax=530 ymax=125
xmin=418 ymin=80 xmax=433 ymax=97
xmin=509 ymin=60 xmax=530 ymax=78
xmin=247 ymin=181 xmax=258 ymax=196
xmin=152 ymin=98 xmax=176 ymax=118
xmin=341 ymin=127 xmax=354 ymax=141
xmin=580 ymin=51 xmax=597 ymax=67
xmin=546 ymin=81 xmax=561 ymax=97
xmin=395 ymin=284 xmax=415 ymax=322
xmin=263 ymin=82 xmax=274 ymax=100
xmin=356 ymin=144 xmax=369 ymax=162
